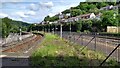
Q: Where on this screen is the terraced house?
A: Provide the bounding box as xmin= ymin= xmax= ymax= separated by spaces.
xmin=100 ymin=5 xmax=118 ymax=10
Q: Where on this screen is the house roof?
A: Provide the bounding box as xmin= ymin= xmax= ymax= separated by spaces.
xmin=100 ymin=5 xmax=118 ymax=10
xmin=80 ymin=13 xmax=94 ymax=17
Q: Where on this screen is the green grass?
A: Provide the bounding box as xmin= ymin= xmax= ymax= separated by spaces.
xmin=30 ymin=33 xmax=119 ymax=67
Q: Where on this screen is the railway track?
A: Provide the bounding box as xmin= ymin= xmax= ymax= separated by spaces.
xmin=55 ymin=32 xmax=120 ymax=44
xmin=2 ymin=34 xmax=42 ymax=53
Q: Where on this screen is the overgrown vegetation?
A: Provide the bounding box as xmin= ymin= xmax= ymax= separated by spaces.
xmin=31 ymin=33 xmax=119 ymax=67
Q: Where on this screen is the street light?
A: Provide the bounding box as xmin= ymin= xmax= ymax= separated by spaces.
xmin=59 ymin=12 xmax=64 ymax=39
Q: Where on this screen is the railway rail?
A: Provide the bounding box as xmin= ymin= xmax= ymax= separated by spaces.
xmin=2 ymin=34 xmax=42 ymax=53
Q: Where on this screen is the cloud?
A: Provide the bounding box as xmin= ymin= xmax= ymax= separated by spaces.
xmin=1 ymin=0 xmax=23 ymax=2
xmin=15 ymin=11 xmax=28 ymax=18
xmin=28 ymin=3 xmax=39 ymax=11
xmin=39 ymin=1 xmax=54 ymax=8
xmin=48 ymin=13 xmax=55 ymax=17
xmin=10 ymin=16 xmax=23 ymax=21
xmin=0 ymin=13 xmax=8 ymax=18
xmin=15 ymin=11 xmax=36 ymax=18
xmin=24 ymin=11 xmax=36 ymax=16
xmin=48 ymin=3 xmax=79 ymax=17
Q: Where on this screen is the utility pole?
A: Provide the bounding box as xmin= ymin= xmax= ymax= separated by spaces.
xmin=19 ymin=27 xmax=22 ymax=41
xmin=59 ymin=12 xmax=63 ymax=39
xmin=60 ymin=24 xmax=62 ymax=39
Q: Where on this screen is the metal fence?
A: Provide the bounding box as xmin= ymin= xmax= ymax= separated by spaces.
xmin=0 ymin=33 xmax=33 ymax=47
xmin=54 ymin=31 xmax=120 ymax=64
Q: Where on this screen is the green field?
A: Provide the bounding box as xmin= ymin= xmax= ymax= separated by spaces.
xmin=30 ymin=33 xmax=119 ymax=67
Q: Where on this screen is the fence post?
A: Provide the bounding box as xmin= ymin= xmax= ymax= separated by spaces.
xmin=81 ymin=35 xmax=83 ymax=45
xmin=118 ymin=46 xmax=120 ymax=63
xmin=94 ymin=33 xmax=96 ymax=51
xmin=99 ymin=44 xmax=120 ymax=66
xmin=94 ymin=33 xmax=98 ymax=59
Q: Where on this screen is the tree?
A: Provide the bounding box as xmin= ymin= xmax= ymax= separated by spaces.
xmin=62 ymin=9 xmax=70 ymax=14
xmin=44 ymin=15 xmax=50 ymax=21
xmin=71 ymin=9 xmax=82 ymax=17
xmin=92 ymin=19 xmax=102 ymax=32
xmin=101 ymin=10 xmax=118 ymax=31
xmin=1 ymin=17 xmax=30 ymax=38
xmin=76 ymin=20 xmax=82 ymax=32
xmin=2 ymin=22 xmax=7 ymax=38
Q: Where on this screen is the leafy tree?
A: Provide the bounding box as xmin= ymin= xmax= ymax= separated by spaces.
xmin=79 ymin=3 xmax=89 ymax=12
xmin=92 ymin=19 xmax=102 ymax=32
xmin=62 ymin=9 xmax=70 ymax=14
xmin=76 ymin=20 xmax=82 ymax=32
xmin=86 ymin=0 xmax=114 ymax=2
xmin=1 ymin=17 xmax=30 ymax=38
xmin=49 ymin=16 xmax=59 ymax=22
xmin=71 ymin=9 xmax=82 ymax=17
xmin=44 ymin=15 xmax=50 ymax=21
xmin=100 ymin=10 xmax=118 ymax=31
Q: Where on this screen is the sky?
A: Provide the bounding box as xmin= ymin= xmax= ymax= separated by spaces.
xmin=0 ymin=0 xmax=86 ymax=23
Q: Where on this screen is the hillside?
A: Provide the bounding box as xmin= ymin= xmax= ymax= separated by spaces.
xmin=0 ymin=17 xmax=30 ymax=38
xmin=40 ymin=2 xmax=119 ymax=33
xmin=44 ymin=2 xmax=116 ymax=22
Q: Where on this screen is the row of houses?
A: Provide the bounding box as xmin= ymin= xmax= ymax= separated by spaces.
xmin=39 ymin=5 xmax=119 ymax=33
xmin=100 ymin=5 xmax=118 ymax=10
xmin=41 ymin=5 xmax=118 ymax=25
xmin=40 ymin=12 xmax=100 ymax=25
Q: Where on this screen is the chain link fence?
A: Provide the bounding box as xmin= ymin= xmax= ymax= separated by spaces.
xmin=54 ymin=31 xmax=120 ymax=63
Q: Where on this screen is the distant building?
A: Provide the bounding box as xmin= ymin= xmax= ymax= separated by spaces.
xmin=107 ymin=26 xmax=120 ymax=33
xmin=56 ymin=13 xmax=96 ymax=23
xmin=40 ymin=21 xmax=45 ymax=25
xmin=100 ymin=5 xmax=118 ymax=10
xmin=53 ymin=21 xmax=58 ymax=24
xmin=80 ymin=13 xmax=96 ymax=20
xmin=95 ymin=13 xmax=102 ymax=20
xmin=45 ymin=13 xmax=100 ymax=24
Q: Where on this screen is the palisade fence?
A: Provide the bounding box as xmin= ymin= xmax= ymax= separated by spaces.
xmin=54 ymin=31 xmax=120 ymax=65
xmin=0 ymin=33 xmax=33 ymax=47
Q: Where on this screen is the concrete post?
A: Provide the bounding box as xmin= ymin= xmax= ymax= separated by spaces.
xmin=60 ymin=24 xmax=62 ymax=39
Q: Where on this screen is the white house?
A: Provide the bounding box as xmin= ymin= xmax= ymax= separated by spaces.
xmin=80 ymin=13 xmax=96 ymax=19
xmin=100 ymin=5 xmax=118 ymax=10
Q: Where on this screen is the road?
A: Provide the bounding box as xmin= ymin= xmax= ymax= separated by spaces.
xmin=55 ymin=31 xmax=120 ymax=62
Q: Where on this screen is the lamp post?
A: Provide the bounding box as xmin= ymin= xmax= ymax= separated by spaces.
xmin=59 ymin=13 xmax=64 ymax=39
